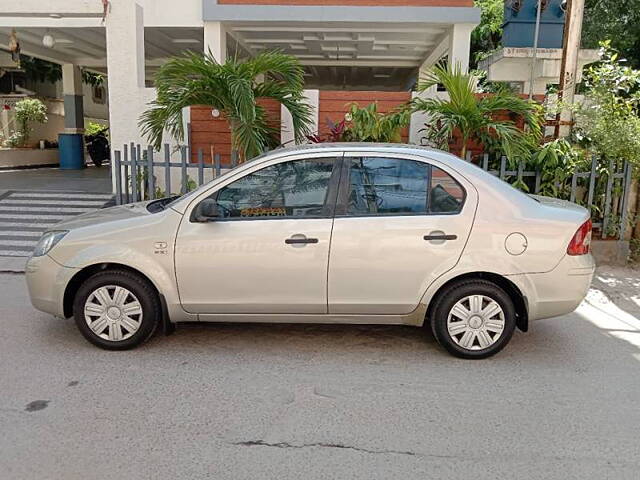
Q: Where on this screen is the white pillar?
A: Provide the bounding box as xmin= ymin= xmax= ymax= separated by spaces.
xmin=61 ymin=64 xmax=84 ymax=133
xmin=62 ymin=64 xmax=82 ymax=96
xmin=281 ymin=89 xmax=319 ymax=146
xmin=204 ymin=21 xmax=227 ymax=63
xmin=106 ymin=1 xmax=156 ymax=191
xmin=448 ymin=23 xmax=474 ymax=73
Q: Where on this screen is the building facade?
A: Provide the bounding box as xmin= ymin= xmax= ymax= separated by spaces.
xmin=0 ymin=0 xmax=480 ymax=175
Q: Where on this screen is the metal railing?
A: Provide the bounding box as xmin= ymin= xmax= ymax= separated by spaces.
xmin=465 ymin=152 xmax=633 ymax=240
xmin=113 ymin=143 xmax=241 ymax=205
xmin=113 ymin=144 xmax=634 ymax=240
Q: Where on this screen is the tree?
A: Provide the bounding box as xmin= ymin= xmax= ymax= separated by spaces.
xmin=139 ymin=51 xmax=313 ymax=161
xmin=583 ymin=0 xmax=640 ymax=69
xmin=574 ymin=42 xmax=640 ymax=166
xmin=471 ymin=0 xmax=504 ymax=67
xmin=19 ymin=55 xmax=104 ymax=86
xmin=414 ymin=63 xmax=543 ymax=160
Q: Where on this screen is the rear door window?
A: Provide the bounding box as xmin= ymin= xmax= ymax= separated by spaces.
xmin=340 ymin=157 xmax=465 ymax=216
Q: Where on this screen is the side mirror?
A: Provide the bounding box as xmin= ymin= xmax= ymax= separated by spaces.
xmin=193 ymin=198 xmax=219 ymax=223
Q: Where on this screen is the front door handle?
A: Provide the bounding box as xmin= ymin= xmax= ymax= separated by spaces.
xmin=424 ymin=233 xmax=457 ymax=241
xmin=285 ymin=235 xmax=319 ymax=245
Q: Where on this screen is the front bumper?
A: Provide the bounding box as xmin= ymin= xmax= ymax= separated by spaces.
xmin=25 ymin=254 xmax=79 ymax=318
xmin=508 ymin=254 xmax=596 ymax=322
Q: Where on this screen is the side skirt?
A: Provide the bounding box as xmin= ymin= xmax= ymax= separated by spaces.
xmin=197 ymin=307 xmax=427 ymax=327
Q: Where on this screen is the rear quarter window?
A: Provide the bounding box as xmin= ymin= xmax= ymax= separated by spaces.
xmin=429 ymin=166 xmax=465 ymax=214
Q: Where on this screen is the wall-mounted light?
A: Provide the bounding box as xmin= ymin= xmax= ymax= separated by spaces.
xmin=557 ymin=0 xmax=568 ymax=17
xmin=509 ymin=0 xmax=522 ymax=14
xmin=211 ymin=108 xmax=221 ymax=118
xmin=42 ymin=32 xmax=55 ymax=48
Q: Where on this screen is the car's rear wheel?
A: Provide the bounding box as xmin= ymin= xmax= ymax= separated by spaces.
xmin=429 ymin=280 xmax=516 ymax=359
xmin=73 ymin=270 xmax=160 ymax=350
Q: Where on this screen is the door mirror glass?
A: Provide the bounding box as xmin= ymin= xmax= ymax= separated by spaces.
xmin=193 ymin=198 xmax=219 ymax=222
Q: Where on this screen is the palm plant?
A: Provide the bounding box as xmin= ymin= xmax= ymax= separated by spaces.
xmin=414 ymin=63 xmax=543 ymax=160
xmin=342 ymin=102 xmax=411 ymax=143
xmin=139 ymin=51 xmax=313 ymax=161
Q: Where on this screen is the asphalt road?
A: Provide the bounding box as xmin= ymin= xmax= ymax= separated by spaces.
xmin=1 ymin=268 xmax=639 ymax=479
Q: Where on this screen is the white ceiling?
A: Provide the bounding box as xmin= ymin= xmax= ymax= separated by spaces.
xmin=227 ymin=22 xmax=448 ymax=68
xmin=1 ymin=22 xmax=447 ymax=89
xmin=0 ymin=26 xmax=204 ymax=69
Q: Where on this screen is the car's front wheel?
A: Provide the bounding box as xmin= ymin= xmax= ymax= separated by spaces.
xmin=430 ymin=280 xmax=516 ymax=359
xmin=73 ymin=270 xmax=160 ymax=350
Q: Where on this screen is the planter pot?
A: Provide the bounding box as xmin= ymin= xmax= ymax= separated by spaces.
xmin=0 ymin=148 xmax=59 ymax=169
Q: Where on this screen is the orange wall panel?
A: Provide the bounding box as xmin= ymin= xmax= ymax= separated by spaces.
xmin=317 ymin=90 xmax=412 ymax=141
xmin=189 ymin=98 xmax=282 ymax=164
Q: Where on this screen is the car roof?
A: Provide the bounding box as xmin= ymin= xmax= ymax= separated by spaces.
xmin=267 ymin=143 xmax=479 ymax=179
xmin=267 ymin=143 xmax=539 ymax=210
xmin=272 ymin=142 xmax=443 ymax=156
xmin=170 ymin=143 xmax=538 ymax=214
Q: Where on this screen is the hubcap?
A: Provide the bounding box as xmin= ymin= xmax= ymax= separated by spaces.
xmin=84 ymin=285 xmax=143 ymax=342
xmin=447 ymin=295 xmax=505 ymax=351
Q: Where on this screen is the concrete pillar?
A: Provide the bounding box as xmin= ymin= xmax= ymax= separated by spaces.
xmin=105 ymin=1 xmax=154 ymax=146
xmin=62 ymin=64 xmax=84 ymax=133
xmin=281 ymin=89 xmax=319 ymax=146
xmin=448 ymin=23 xmax=474 ymax=73
xmin=204 ymin=21 xmax=227 ymax=63
xmin=105 ymin=1 xmax=157 ymax=189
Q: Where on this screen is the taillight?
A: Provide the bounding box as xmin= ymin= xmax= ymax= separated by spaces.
xmin=567 ymin=219 xmax=592 ymax=256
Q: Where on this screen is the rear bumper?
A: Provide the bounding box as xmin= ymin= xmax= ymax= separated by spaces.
xmin=25 ymin=254 xmax=78 ymax=318
xmin=507 ymin=254 xmax=595 ymax=321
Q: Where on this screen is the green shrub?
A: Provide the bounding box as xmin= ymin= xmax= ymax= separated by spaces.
xmin=14 ymin=98 xmax=48 ymax=147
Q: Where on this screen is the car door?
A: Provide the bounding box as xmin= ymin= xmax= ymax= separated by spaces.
xmin=175 ymin=153 xmax=341 ymax=315
xmin=327 ymin=153 xmax=478 ymax=315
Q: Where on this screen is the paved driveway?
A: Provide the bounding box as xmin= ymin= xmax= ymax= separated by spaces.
xmin=0 ymin=191 xmax=113 ymax=257
xmin=1 ymin=268 xmax=639 ymax=479
xmin=0 ymin=166 xmax=113 ymax=267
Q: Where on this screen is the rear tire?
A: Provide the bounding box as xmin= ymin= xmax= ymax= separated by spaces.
xmin=429 ymin=280 xmax=516 ymax=359
xmin=73 ymin=270 xmax=160 ymax=350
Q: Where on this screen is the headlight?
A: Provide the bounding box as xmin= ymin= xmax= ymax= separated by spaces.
xmin=33 ymin=231 xmax=68 ymax=257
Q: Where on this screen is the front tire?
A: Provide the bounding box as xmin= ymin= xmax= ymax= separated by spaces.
xmin=429 ymin=280 xmax=516 ymax=359
xmin=73 ymin=270 xmax=160 ymax=350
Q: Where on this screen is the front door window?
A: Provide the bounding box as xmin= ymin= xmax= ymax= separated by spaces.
xmin=215 ymin=158 xmax=336 ymax=219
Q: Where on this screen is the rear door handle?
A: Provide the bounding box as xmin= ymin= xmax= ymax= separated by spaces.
xmin=285 ymin=236 xmax=319 ymax=245
xmin=424 ymin=234 xmax=457 ymax=241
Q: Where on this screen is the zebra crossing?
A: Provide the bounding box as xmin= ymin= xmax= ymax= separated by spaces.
xmin=0 ymin=191 xmax=114 ymax=257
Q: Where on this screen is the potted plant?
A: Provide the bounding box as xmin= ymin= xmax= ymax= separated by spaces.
xmin=413 ymin=63 xmax=543 ymax=160
xmin=13 ymin=98 xmax=48 ymax=148
xmin=139 ymin=51 xmax=313 ymax=162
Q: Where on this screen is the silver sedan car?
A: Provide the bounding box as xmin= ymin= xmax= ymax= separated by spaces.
xmin=26 ymin=144 xmax=595 ymax=358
